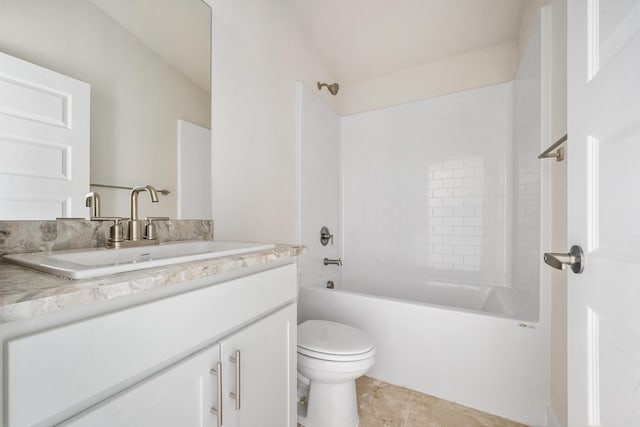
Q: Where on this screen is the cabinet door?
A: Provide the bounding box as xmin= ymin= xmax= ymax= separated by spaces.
xmin=221 ymin=304 xmax=296 ymax=427
xmin=61 ymin=344 xmax=221 ymax=427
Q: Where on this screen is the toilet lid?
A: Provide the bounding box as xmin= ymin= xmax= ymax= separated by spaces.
xmin=297 ymin=320 xmax=375 ymax=356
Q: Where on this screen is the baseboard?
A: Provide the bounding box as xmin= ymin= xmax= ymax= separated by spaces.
xmin=546 ymin=406 xmax=564 ymax=427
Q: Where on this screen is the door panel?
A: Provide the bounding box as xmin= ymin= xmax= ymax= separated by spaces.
xmin=0 ymin=50 xmax=89 ymax=219
xmin=592 ymin=0 xmax=640 ymax=78
xmin=177 ymin=119 xmax=212 ymax=219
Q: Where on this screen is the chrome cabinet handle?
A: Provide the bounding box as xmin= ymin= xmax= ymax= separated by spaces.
xmin=229 ymin=350 xmax=241 ymax=410
xmin=544 ymin=245 xmax=585 ymax=274
xmin=209 ymin=361 xmax=223 ymax=427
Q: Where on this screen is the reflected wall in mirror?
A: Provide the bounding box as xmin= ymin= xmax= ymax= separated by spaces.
xmin=0 ymin=0 xmax=211 ymax=220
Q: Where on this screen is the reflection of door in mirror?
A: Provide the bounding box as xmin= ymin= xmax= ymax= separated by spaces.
xmin=0 ymin=0 xmax=212 ymax=220
xmin=177 ymin=120 xmax=211 ymax=219
xmin=0 ymin=51 xmax=90 ymax=220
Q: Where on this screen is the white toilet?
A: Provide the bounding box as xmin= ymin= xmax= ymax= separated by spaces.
xmin=297 ymin=320 xmax=375 ymax=427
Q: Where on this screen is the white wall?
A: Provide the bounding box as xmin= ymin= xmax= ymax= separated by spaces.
xmin=337 ymin=42 xmax=518 ymax=116
xmin=177 ymin=120 xmax=212 ymax=219
xmin=297 ymin=83 xmax=341 ymax=287
xmin=209 ymin=0 xmax=338 ymax=244
xmin=518 ymin=0 xmax=552 ymax=60
xmin=341 ymin=83 xmax=515 ymax=289
xmin=0 ymin=0 xmax=211 ymax=219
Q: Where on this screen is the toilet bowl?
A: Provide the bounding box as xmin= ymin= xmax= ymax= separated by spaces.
xmin=297 ymin=320 xmax=375 ymax=427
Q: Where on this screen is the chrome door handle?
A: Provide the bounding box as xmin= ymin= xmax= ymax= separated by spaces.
xmin=209 ymin=361 xmax=223 ymax=426
xmin=544 ymin=245 xmax=585 ymax=274
xmin=229 ymin=350 xmax=241 ymax=410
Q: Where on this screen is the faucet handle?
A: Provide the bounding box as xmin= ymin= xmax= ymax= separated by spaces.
xmin=145 ymin=217 xmax=170 ymax=241
xmin=90 ymin=217 xmax=127 ymax=245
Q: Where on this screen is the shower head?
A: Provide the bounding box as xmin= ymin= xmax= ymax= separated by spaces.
xmin=317 ymin=82 xmax=339 ymax=95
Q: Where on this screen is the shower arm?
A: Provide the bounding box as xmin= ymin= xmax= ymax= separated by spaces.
xmin=317 ymin=82 xmax=339 ymax=95
xmin=538 ymin=134 xmax=567 ymax=161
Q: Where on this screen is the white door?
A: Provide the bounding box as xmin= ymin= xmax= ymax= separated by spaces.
xmin=61 ymin=344 xmax=220 ymax=427
xmin=567 ymin=0 xmax=640 ymax=425
xmin=0 ymin=51 xmax=90 ymax=219
xmin=220 ymin=304 xmax=296 ymax=427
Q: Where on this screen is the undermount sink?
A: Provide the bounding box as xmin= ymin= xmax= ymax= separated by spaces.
xmin=2 ymin=240 xmax=276 ymax=279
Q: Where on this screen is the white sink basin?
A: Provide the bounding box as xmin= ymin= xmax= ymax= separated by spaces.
xmin=3 ymin=240 xmax=275 ymax=279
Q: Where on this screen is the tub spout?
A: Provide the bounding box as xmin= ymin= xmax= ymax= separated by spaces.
xmin=323 ymin=257 xmax=342 ymax=266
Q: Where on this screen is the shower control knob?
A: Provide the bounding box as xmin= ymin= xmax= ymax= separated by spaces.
xmin=320 ymin=226 xmax=334 ymax=246
xmin=543 ymin=245 xmax=585 ymax=274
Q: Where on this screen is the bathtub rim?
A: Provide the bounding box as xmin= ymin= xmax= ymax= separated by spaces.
xmin=300 ymin=282 xmax=540 ymax=324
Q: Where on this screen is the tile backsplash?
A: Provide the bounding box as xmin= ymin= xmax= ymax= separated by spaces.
xmin=0 ymin=220 xmax=213 ymax=255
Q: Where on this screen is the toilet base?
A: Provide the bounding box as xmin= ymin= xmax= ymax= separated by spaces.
xmin=297 ymin=379 xmax=359 ymax=427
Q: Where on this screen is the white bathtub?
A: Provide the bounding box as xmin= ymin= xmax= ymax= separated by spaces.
xmin=298 ymin=273 xmax=548 ymax=426
xmin=319 ymin=272 xmax=538 ymax=321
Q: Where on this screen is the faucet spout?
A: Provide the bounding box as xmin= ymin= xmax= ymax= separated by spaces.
xmin=130 ymin=185 xmax=159 ymax=221
xmin=129 ymin=185 xmax=159 ymax=240
xmin=84 ymin=191 xmax=101 ymax=217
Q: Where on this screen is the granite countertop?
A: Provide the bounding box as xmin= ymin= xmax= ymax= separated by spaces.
xmin=0 ymin=244 xmax=303 ymax=324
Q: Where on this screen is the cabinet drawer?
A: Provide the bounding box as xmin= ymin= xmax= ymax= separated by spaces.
xmin=6 ymin=263 xmax=296 ymax=427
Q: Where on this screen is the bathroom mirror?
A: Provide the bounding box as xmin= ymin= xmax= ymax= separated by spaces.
xmin=0 ymin=0 xmax=211 ymax=219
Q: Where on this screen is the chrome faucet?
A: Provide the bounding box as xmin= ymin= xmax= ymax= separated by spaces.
xmin=129 ymin=185 xmax=159 ymax=241
xmin=84 ymin=191 xmax=101 ymax=217
xmin=89 ymin=185 xmax=167 ymax=249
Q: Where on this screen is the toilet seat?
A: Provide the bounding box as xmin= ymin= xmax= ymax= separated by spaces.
xmin=297 ymin=320 xmax=375 ymax=362
xmin=298 ymin=345 xmax=376 ymax=362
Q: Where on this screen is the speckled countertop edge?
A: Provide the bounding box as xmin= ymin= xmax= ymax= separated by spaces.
xmin=0 ymin=245 xmax=304 ymax=324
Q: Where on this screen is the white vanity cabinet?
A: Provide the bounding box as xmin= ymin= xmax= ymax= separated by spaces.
xmin=63 ymin=304 xmax=296 ymax=427
xmin=3 ymin=262 xmax=297 ymax=427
